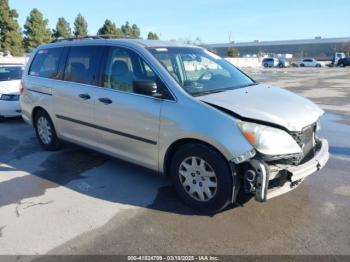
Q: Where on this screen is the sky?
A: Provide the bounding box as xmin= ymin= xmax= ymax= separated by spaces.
xmin=9 ymin=0 xmax=350 ymax=44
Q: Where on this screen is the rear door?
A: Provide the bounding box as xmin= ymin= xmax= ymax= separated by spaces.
xmin=53 ymin=45 xmax=104 ymax=147
xmin=93 ymin=46 xmax=170 ymax=170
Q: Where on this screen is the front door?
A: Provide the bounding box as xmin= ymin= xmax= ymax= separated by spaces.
xmin=93 ymin=46 xmax=170 ymax=170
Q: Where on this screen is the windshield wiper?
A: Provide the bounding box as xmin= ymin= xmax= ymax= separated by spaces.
xmin=192 ymin=89 xmax=228 ymax=97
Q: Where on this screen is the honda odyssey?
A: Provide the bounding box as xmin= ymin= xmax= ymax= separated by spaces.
xmin=20 ymin=38 xmax=329 ymax=213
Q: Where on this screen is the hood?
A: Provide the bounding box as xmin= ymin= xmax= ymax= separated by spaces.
xmin=198 ymin=84 xmax=323 ymax=132
xmin=0 ymin=80 xmax=21 ymax=94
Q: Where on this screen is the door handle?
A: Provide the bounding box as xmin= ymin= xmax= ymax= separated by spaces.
xmin=98 ymin=97 xmax=112 ymax=104
xmin=79 ymin=93 xmax=91 ymax=100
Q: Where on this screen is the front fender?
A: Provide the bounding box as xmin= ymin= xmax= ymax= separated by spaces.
xmin=158 ymin=98 xmax=254 ymax=172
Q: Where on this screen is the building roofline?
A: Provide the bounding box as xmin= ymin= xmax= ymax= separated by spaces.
xmin=206 ymin=37 xmax=350 ymax=48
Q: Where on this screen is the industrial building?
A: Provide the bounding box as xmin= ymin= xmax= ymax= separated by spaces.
xmin=205 ymin=37 xmax=350 ymax=59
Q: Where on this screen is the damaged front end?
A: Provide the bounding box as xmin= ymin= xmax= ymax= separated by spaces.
xmin=235 ymin=122 xmax=329 ymax=202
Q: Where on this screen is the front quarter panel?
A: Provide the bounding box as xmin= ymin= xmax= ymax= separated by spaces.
xmin=158 ymin=96 xmax=254 ymax=173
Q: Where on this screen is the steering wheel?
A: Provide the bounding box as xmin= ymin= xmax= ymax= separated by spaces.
xmin=198 ymin=71 xmax=213 ymax=81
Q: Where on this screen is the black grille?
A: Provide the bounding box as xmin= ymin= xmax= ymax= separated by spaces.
xmin=290 ymin=124 xmax=316 ymax=163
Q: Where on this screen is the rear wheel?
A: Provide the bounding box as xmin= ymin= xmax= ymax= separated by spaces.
xmin=263 ymin=63 xmax=268 ymax=68
xmin=316 ymin=63 xmax=321 ymax=67
xmin=34 ymin=110 xmax=61 ymax=151
xmin=300 ymin=64 xmax=305 ymax=67
xmin=170 ymin=143 xmax=233 ymax=214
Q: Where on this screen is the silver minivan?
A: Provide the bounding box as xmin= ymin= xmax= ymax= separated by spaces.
xmin=20 ymin=38 xmax=329 ymax=213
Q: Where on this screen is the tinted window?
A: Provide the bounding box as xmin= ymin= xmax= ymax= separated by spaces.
xmin=0 ymin=66 xmax=23 ymax=81
xmin=29 ymin=48 xmax=63 ymax=79
xmin=103 ymin=47 xmax=170 ymax=98
xmin=63 ymin=46 xmax=102 ymax=85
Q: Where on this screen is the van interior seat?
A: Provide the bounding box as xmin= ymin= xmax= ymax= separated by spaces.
xmin=111 ymin=60 xmax=135 ymax=91
xmin=70 ymin=62 xmax=87 ymax=83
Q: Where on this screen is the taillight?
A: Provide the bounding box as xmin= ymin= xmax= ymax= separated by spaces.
xmin=20 ymin=81 xmax=25 ymax=95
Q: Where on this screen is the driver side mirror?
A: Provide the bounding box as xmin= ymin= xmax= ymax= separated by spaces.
xmin=133 ymin=80 xmax=163 ymax=98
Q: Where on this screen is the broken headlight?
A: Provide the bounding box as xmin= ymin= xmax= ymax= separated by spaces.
xmin=237 ymin=120 xmax=302 ymax=156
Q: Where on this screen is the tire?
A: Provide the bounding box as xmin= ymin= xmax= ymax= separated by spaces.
xmin=263 ymin=63 xmax=268 ymax=68
xmin=278 ymin=63 xmax=284 ymax=68
xmin=34 ymin=109 xmax=61 ymax=151
xmin=339 ymin=62 xmax=345 ymax=67
xmin=300 ymin=64 xmax=305 ymax=67
xmin=170 ymin=143 xmax=233 ymax=214
xmin=316 ymin=64 xmax=321 ymax=68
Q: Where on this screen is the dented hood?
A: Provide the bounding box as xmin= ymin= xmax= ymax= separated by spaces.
xmin=198 ymin=84 xmax=323 ymax=132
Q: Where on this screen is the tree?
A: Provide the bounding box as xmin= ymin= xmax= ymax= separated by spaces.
xmin=193 ymin=37 xmax=202 ymax=46
xmin=121 ymin=21 xmax=140 ymax=38
xmin=23 ymin=8 xmax=51 ymax=52
xmin=52 ymin=17 xmax=71 ymax=39
xmin=73 ymin=13 xmax=88 ymax=37
xmin=0 ymin=0 xmax=24 ymax=56
xmin=227 ymin=47 xmax=240 ymax=57
xmin=97 ymin=19 xmax=122 ymax=37
xmin=131 ymin=24 xmax=140 ymax=38
xmin=121 ymin=21 xmax=132 ymax=37
xmin=147 ymin=32 xmax=159 ymax=40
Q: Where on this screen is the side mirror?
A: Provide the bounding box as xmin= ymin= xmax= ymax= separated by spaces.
xmin=133 ymin=80 xmax=162 ymax=98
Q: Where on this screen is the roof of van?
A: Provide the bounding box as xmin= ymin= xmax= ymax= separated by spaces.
xmin=39 ymin=38 xmax=198 ymax=49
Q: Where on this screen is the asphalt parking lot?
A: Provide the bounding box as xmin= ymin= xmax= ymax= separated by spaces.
xmin=0 ymin=67 xmax=349 ymax=255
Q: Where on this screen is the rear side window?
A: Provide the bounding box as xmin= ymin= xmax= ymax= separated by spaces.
xmin=63 ymin=46 xmax=102 ymax=85
xmin=29 ymin=48 xmax=63 ymax=79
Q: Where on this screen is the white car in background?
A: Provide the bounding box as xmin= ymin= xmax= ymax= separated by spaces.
xmin=0 ymin=64 xmax=24 ymax=119
xmin=299 ymin=58 xmax=322 ymax=67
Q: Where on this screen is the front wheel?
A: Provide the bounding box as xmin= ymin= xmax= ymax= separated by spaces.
xmin=170 ymin=143 xmax=233 ymax=214
xmin=34 ymin=110 xmax=61 ymax=151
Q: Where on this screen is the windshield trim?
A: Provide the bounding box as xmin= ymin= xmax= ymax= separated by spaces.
xmin=192 ymin=82 xmax=259 ymax=97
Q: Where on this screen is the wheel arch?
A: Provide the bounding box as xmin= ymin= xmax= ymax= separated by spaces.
xmin=162 ymin=138 xmax=230 ymax=176
xmin=32 ymin=106 xmax=49 ymax=123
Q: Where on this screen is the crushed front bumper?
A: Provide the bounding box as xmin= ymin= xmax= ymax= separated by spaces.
xmin=247 ymin=139 xmax=329 ymax=201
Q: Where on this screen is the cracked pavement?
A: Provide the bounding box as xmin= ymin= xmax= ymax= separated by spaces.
xmin=0 ymin=67 xmax=349 ymax=255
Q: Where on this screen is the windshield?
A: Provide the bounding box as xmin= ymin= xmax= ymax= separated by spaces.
xmin=148 ymin=47 xmax=255 ymax=96
xmin=0 ymin=66 xmax=23 ymax=81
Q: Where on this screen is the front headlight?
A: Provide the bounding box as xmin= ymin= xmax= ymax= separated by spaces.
xmin=237 ymin=121 xmax=302 ymax=156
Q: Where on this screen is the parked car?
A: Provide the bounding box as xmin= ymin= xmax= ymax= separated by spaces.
xmin=20 ymin=39 xmax=329 ymax=213
xmin=337 ymin=57 xmax=350 ymax=67
xmin=0 ymin=64 xmax=24 ymax=119
xmin=262 ymin=57 xmax=279 ymax=68
xmin=299 ymin=58 xmax=322 ymax=67
xmin=277 ymin=58 xmax=290 ymax=68
xmin=333 ymin=52 xmax=346 ymax=66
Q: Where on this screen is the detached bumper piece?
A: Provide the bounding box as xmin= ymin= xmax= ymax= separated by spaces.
xmin=243 ymin=139 xmax=329 ymax=202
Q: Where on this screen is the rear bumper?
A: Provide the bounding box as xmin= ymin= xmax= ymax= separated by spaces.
xmin=266 ymin=139 xmax=329 ymax=200
xmin=0 ymin=100 xmax=21 ymax=117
